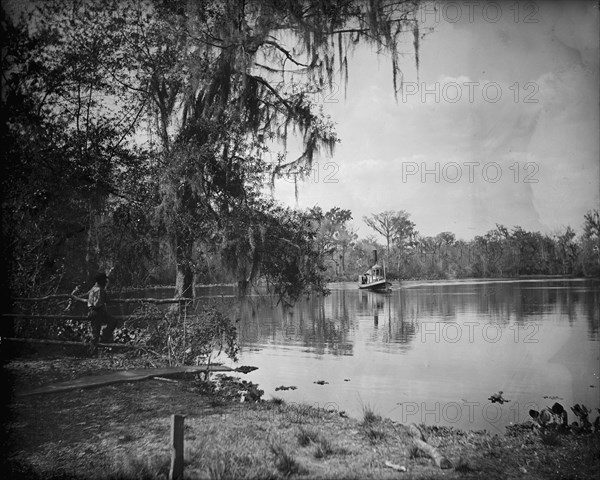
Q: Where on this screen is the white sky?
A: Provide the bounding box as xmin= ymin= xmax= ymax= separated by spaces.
xmin=269 ymin=0 xmax=600 ymax=241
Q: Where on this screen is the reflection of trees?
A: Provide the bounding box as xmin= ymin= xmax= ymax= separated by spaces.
xmin=232 ymin=279 xmax=600 ymax=354
xmin=235 ymin=291 xmax=354 ymax=356
xmin=583 ymin=287 xmax=599 ymax=339
xmin=356 ymin=291 xmax=418 ymax=351
xmin=394 ymin=294 xmax=418 ymax=346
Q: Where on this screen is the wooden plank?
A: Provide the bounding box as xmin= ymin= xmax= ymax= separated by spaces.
xmin=170 ymin=414 xmax=185 ymax=480
xmin=16 ymin=364 xmax=233 ymax=396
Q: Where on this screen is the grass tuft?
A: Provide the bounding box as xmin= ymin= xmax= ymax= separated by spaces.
xmin=364 ymin=425 xmax=386 ymax=443
xmin=286 ymin=403 xmax=314 ymax=424
xmin=297 ymin=426 xmax=321 ymax=447
xmin=361 ymin=403 xmax=381 ymax=425
xmin=208 ymin=458 xmax=235 ymax=480
xmin=270 ymin=443 xmax=304 ymax=476
xmin=408 ymin=445 xmax=421 ymax=459
xmin=313 ymin=437 xmax=335 ymax=459
xmin=359 ymin=403 xmax=386 ymax=443
xmin=454 ymin=456 xmax=475 ymax=473
xmin=109 ymin=454 xmax=169 ymax=479
xmin=296 ymin=426 xmax=338 ymax=458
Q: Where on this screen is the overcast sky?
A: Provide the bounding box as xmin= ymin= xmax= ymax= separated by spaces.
xmin=270 ymin=0 xmax=599 ymax=241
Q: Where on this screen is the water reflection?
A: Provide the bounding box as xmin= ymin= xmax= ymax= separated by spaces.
xmin=232 ymin=279 xmax=599 ymax=431
xmin=233 ymin=279 xmax=599 ymax=351
xmin=123 ymin=279 xmax=599 ymax=430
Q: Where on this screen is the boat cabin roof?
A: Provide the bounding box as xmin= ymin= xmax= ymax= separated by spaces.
xmin=363 ymin=264 xmax=383 ymax=275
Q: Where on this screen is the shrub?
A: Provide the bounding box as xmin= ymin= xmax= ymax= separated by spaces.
xmin=145 ymin=302 xmax=239 ymax=366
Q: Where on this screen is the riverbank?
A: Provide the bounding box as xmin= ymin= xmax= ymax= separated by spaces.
xmin=2 ymin=346 xmax=599 ymax=479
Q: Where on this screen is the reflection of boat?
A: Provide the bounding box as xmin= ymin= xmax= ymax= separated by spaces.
xmin=358 ymin=250 xmax=392 ymax=292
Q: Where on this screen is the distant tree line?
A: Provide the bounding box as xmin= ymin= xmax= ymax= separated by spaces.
xmin=317 ymin=208 xmax=600 ymax=281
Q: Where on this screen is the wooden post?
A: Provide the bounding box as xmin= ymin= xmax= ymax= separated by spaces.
xmin=170 ymin=414 xmax=185 ymax=480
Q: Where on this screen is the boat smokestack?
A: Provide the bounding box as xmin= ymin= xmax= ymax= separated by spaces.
xmin=373 ymin=249 xmax=377 ymax=264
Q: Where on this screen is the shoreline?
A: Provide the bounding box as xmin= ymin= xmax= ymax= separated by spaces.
xmin=4 ymin=384 xmax=599 ymax=479
xmin=3 ymin=346 xmax=599 ymax=479
xmin=109 ymin=276 xmax=599 ymax=293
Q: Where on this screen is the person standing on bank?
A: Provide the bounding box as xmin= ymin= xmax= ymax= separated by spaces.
xmin=88 ymin=271 xmax=117 ymax=348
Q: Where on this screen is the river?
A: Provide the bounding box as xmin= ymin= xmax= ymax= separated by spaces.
xmin=126 ymin=278 xmax=600 ymax=432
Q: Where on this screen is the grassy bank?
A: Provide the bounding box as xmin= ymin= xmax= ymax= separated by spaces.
xmin=2 ymin=347 xmax=599 ymax=479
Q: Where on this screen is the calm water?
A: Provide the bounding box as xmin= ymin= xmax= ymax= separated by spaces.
xmin=130 ymin=279 xmax=600 ymax=432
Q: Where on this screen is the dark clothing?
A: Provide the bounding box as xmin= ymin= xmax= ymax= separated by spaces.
xmin=88 ymin=307 xmax=117 ymax=344
xmin=87 ymin=283 xmax=116 ymax=344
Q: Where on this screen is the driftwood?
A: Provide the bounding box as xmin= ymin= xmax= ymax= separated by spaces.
xmin=408 ymin=424 xmax=452 ymax=469
xmin=13 ymin=294 xmax=193 ymax=304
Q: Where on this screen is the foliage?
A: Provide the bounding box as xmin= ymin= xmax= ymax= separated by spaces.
xmin=213 ymin=374 xmax=264 ymax=402
xmin=7 ymin=0 xmax=595 ymax=301
xmin=143 ymin=303 xmax=239 ymax=365
xmin=528 ymin=402 xmax=599 ymax=449
xmin=349 ymin=212 xmax=600 ymax=281
xmin=580 ymin=209 xmax=600 ymax=276
xmin=1 ymin=2 xmax=157 ymax=295
xmin=309 ymin=206 xmax=357 ymax=278
xmin=2 ymin=0 xmax=423 ymax=302
xmin=27 ymin=300 xmax=242 ymax=366
xmin=217 ymin=198 xmax=329 ymax=304
xmin=362 ymin=210 xmax=416 ymax=277
xmin=363 ymin=210 xmax=416 ymax=258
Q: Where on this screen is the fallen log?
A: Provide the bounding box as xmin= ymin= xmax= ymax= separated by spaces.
xmin=408 ymin=423 xmax=452 ymax=469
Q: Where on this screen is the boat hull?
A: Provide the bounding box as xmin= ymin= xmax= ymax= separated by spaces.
xmin=358 ymin=279 xmax=392 ymax=291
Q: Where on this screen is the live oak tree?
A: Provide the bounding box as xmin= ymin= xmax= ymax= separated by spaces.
xmin=363 ymin=211 xmax=400 ymax=259
xmin=363 ymin=210 xmax=415 ymax=275
xmin=133 ymin=0 xmax=423 ymax=299
xmin=310 ymin=206 xmax=356 ymax=276
xmin=3 ymin=0 xmax=423 ymax=300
